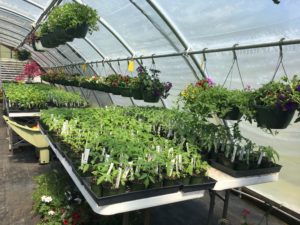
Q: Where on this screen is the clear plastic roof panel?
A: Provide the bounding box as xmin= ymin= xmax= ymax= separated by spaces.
xmin=0 ymin=0 xmax=42 ymax=20
xmin=82 ymin=0 xmax=177 ymax=56
xmin=68 ymin=38 xmax=102 ymax=62
xmin=157 ymin=0 xmax=300 ymax=49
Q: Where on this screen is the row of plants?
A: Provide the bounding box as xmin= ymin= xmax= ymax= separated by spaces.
xmin=180 ymin=75 xmax=300 ymax=129
xmin=2 ymin=83 xmax=88 ymax=111
xmin=40 ymin=106 xmax=280 ymax=196
xmin=42 ymin=66 xmax=173 ymax=103
xmin=40 ymin=107 xmax=210 ymax=197
xmin=33 ymin=2 xmax=99 ymax=48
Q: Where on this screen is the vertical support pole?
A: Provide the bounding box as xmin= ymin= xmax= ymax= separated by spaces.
xmin=122 ymin=212 xmax=129 ymax=225
xmin=144 ymin=209 xmax=151 ymax=225
xmin=207 ymin=190 xmax=216 ymax=225
xmin=222 ymin=190 xmax=230 ymax=219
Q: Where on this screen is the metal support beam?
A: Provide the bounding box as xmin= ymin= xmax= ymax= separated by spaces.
xmin=23 ymin=0 xmax=45 ymax=10
xmin=45 ymin=38 xmax=300 ymax=68
xmin=145 ymin=0 xmax=205 ymax=79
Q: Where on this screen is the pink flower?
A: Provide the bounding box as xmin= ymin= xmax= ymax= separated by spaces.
xmin=242 ymin=208 xmax=250 ymax=216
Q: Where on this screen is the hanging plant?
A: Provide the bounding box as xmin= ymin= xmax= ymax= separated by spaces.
xmin=38 ymin=2 xmax=99 ymax=46
xmin=251 ymin=75 xmax=300 ymax=129
xmin=15 ymin=50 xmax=31 ymax=61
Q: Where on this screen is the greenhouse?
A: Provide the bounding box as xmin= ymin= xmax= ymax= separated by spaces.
xmin=0 ymin=0 xmax=299 ymax=224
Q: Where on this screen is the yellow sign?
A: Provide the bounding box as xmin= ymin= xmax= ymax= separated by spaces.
xmin=128 ymin=60 xmax=135 ymax=72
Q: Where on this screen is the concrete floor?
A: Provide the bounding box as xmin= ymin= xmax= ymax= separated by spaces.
xmin=0 ymin=109 xmax=288 ymax=225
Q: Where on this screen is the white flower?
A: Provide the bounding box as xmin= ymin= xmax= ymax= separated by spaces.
xmin=41 ymin=195 xmax=52 ymax=203
xmin=48 ymin=210 xmax=55 ymax=216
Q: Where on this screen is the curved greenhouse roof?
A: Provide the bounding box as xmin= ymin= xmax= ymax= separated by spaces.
xmin=0 ymin=0 xmax=300 ymax=218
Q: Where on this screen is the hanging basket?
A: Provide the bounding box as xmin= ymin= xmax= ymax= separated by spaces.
xmin=54 ymin=28 xmax=74 ymax=43
xmin=221 ymin=107 xmax=243 ymax=120
xmin=119 ymin=87 xmax=132 ymax=97
xmin=66 ymin=23 xmax=89 ymax=39
xmin=132 ymin=88 xmax=143 ymax=100
xmin=255 ymin=105 xmax=296 ymax=129
xmin=40 ymin=34 xmax=60 ymax=48
xmin=143 ymin=91 xmax=160 ymax=103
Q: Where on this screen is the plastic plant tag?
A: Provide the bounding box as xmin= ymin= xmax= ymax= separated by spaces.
xmin=186 ymin=142 xmax=189 ymax=151
xmin=168 ymin=159 xmax=175 ymax=176
xmin=128 ymin=60 xmax=135 ymax=72
xmin=81 ymin=148 xmax=90 ymax=164
xmin=156 ymin=145 xmax=161 ymax=153
xmin=239 ymin=146 xmax=245 ymax=160
xmin=178 ymin=154 xmax=183 ymax=170
xmin=257 ymin=152 xmax=265 ymax=165
xmin=175 ymin=155 xmax=179 ymax=174
xmin=61 ymin=120 xmax=69 ymax=135
xmin=107 ymin=163 xmax=114 ymax=175
xmin=231 ymin=146 xmax=238 ymax=162
xmin=115 ymin=168 xmax=123 ymax=189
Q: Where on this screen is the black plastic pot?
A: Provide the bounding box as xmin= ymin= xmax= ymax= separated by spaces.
xmin=255 ymin=105 xmax=296 ymax=129
xmin=143 ymin=91 xmax=160 ymax=103
xmin=54 ymin=28 xmax=74 ymax=43
xmin=110 ymin=86 xmax=121 ymax=95
xmin=66 ymin=23 xmax=89 ymax=39
xmin=40 ymin=34 xmax=60 ymax=48
xmin=210 ymin=159 xmax=282 ymax=177
xmin=132 ymin=88 xmax=143 ymax=100
xmin=221 ymin=107 xmax=243 ymax=120
xmin=119 ymin=87 xmax=132 ymax=97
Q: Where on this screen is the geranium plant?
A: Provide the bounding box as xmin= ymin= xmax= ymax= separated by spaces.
xmin=180 ymin=78 xmax=252 ymax=121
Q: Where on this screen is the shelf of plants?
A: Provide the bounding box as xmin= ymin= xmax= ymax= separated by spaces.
xmin=2 ymin=82 xmax=88 ymax=117
xmin=41 ymin=66 xmax=172 ymax=103
xmin=39 ymin=107 xmax=216 ymax=214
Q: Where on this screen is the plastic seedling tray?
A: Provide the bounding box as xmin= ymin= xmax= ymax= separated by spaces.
xmin=42 ymin=125 xmax=216 ymax=206
xmin=209 ymin=159 xmax=282 ymax=178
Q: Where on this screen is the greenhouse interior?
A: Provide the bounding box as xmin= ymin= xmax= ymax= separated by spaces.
xmin=0 ymin=0 xmax=299 ymax=225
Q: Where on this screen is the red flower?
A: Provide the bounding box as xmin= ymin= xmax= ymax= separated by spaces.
xmin=72 ymin=211 xmax=81 ymax=220
xmin=63 ymin=219 xmax=69 ymax=225
xmin=242 ymin=208 xmax=250 ymax=216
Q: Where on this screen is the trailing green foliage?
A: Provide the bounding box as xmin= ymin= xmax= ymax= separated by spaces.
xmin=3 ymin=83 xmax=88 ymax=110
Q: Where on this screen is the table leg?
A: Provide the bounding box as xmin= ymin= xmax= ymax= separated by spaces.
xmin=122 ymin=212 xmax=129 ymax=225
xmin=222 ymin=190 xmax=230 ymax=219
xmin=207 ymin=190 xmax=216 ymax=225
xmin=144 ymin=209 xmax=151 ymax=225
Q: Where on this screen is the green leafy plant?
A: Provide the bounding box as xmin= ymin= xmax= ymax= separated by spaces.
xmin=15 ymin=49 xmax=31 ymax=61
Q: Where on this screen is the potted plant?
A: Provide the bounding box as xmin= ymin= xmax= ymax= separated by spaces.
xmin=137 ymin=66 xmax=172 ymax=103
xmin=129 ymin=77 xmax=143 ymax=100
xmin=180 ymin=78 xmax=252 ymax=121
xmin=106 ymin=74 xmax=121 ymax=95
xmin=251 ymin=75 xmax=300 ymax=129
xmin=47 ymin=2 xmax=99 ymax=39
xmin=118 ymin=75 xmax=132 ymax=97
xmin=15 ymin=50 xmax=31 ymax=61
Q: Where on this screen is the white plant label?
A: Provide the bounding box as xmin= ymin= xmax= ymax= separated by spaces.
xmin=178 ymin=154 xmax=182 ymax=170
xmin=231 ymin=146 xmax=237 ymax=162
xmin=107 ymin=163 xmax=114 ymax=175
xmin=115 ymin=168 xmax=122 ymax=189
xmin=257 ymin=152 xmax=265 ymax=165
xmin=239 ymin=147 xmax=245 ymax=160
xmin=61 ymin=120 xmax=69 ymax=135
xmin=81 ymin=148 xmax=90 ymax=164
xmin=156 ymin=145 xmax=161 ymax=153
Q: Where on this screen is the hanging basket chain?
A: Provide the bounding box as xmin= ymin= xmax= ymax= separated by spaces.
xmin=271 ymin=38 xmax=287 ymax=81
xmin=222 ymin=44 xmax=245 ymax=89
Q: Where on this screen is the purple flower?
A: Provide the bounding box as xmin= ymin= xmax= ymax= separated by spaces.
xmin=136 ymin=66 xmax=146 ymax=74
xmin=207 ymin=77 xmax=214 ymax=86
xmin=284 ymin=102 xmax=298 ymax=111
xmin=164 ymin=82 xmax=172 ymax=92
xmin=278 ymin=94 xmax=285 ymax=100
xmin=285 ymin=85 xmax=292 ymax=93
xmin=296 ymin=85 xmax=300 ymax=92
